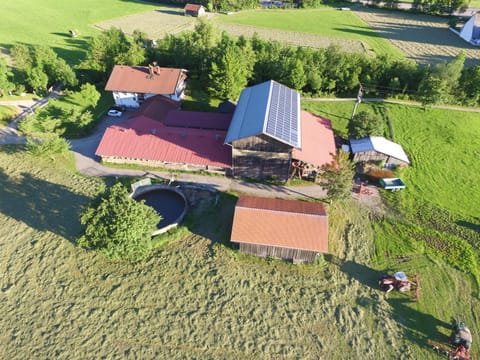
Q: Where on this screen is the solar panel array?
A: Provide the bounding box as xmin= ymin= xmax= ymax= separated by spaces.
xmin=265 ymin=82 xmax=300 ymax=148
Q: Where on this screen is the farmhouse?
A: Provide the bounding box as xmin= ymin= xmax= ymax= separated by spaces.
xmin=97 ymin=78 xmax=335 ymax=178
xmin=230 ymin=195 xmax=328 ymax=263
xmin=225 ymin=80 xmax=336 ymax=182
xmin=184 ymin=3 xmax=206 ymax=17
xmin=95 ymin=96 xmax=232 ymax=172
xmin=349 ymin=136 xmax=410 ymax=166
xmin=458 ymin=13 xmax=480 ymax=45
xmin=105 ymin=64 xmax=188 ymax=108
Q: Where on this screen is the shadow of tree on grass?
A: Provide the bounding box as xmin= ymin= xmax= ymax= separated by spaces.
xmin=0 ymin=167 xmax=90 ymax=242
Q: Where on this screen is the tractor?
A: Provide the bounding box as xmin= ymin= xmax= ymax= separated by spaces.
xmin=378 ymin=271 xmax=420 ymax=301
xmin=431 ymin=318 xmax=473 ymax=360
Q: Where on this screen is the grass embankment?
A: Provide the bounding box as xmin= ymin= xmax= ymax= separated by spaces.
xmin=0 ymin=105 xmax=17 ymax=127
xmin=0 ymin=0 xmax=158 ymax=64
xmin=215 ymin=7 xmax=405 ymax=59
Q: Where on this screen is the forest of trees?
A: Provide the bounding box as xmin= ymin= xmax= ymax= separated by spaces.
xmin=143 ymin=21 xmax=479 ymax=106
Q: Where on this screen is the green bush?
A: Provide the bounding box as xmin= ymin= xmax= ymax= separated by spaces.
xmin=26 ymin=134 xmax=71 ymax=158
xmin=78 ymin=183 xmax=161 ymax=261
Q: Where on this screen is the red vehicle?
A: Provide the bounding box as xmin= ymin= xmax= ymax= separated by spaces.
xmin=378 ymin=271 xmax=420 ymax=301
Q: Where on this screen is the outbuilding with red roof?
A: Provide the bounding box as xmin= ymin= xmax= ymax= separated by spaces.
xmin=230 ymin=195 xmax=329 ymax=263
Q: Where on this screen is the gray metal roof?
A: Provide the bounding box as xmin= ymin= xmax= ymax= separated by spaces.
xmin=225 ymin=80 xmax=301 ymax=148
xmin=350 ymin=136 xmax=410 ymax=164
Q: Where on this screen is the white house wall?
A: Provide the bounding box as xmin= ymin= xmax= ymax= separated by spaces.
xmin=113 ymin=92 xmax=140 ymax=108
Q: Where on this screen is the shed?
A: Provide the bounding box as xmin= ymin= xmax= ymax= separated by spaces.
xmin=350 ymin=136 xmax=410 ymax=166
xmin=184 ymin=3 xmax=206 ymax=17
xmin=224 ymin=80 xmax=301 ymax=182
xmin=230 ymin=196 xmax=328 ymax=263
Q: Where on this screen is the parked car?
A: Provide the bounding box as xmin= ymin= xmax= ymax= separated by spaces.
xmin=107 ymin=109 xmax=123 ymax=117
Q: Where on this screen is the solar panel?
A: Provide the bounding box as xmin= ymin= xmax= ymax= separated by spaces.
xmin=265 ymin=82 xmax=300 ymax=148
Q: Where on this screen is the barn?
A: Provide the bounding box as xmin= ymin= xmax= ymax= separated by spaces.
xmin=224 ymin=80 xmax=301 ymax=182
xmin=184 ymin=3 xmax=206 ymax=17
xmin=230 ymin=196 xmax=328 ymax=263
xmin=350 ymin=136 xmax=410 ymax=166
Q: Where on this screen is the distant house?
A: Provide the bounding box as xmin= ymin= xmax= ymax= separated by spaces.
xmin=184 ymin=3 xmax=206 ymax=17
xmin=224 ymin=80 xmax=336 ymax=182
xmin=349 ymin=136 xmax=410 ymax=166
xmin=230 ymin=196 xmax=328 ymax=263
xmin=458 ymin=13 xmax=480 ymax=45
xmin=105 ymin=64 xmax=188 ymax=108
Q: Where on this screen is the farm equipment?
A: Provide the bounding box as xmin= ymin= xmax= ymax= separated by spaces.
xmin=378 ymin=271 xmax=420 ymax=301
xmin=431 ymin=318 xmax=473 ymax=360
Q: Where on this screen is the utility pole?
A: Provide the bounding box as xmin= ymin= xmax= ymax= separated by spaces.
xmin=351 ymin=84 xmax=364 ymax=120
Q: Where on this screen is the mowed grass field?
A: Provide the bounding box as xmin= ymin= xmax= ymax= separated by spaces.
xmin=0 ymin=0 xmax=159 ymax=64
xmin=1 ymin=145 xmax=478 ymax=359
xmin=354 ymin=8 xmax=480 ymax=67
xmin=214 ymin=8 xmax=405 ymax=58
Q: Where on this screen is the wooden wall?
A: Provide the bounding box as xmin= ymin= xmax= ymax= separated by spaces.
xmin=238 ymin=243 xmax=319 ymax=263
xmin=232 ymin=135 xmax=292 ymax=182
xmin=353 ymin=151 xmax=408 ymax=166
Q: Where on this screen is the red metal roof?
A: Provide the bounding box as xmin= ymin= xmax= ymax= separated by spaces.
xmin=131 ymin=95 xmax=180 ymax=122
xmin=231 ymin=196 xmax=328 ymax=253
xmin=105 ymin=65 xmax=186 ymax=95
xmin=165 ymin=110 xmax=232 ymax=130
xmin=184 ymin=3 xmax=203 ymax=11
xmin=292 ymin=111 xmax=336 ymax=167
xmin=95 ymin=116 xmax=232 ymax=168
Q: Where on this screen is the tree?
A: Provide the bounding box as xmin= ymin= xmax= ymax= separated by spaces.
xmin=26 ymin=133 xmax=71 ymax=158
xmin=78 ymin=83 xmax=101 ymax=109
xmin=319 ymin=150 xmax=355 ymax=202
xmin=0 ymin=56 xmax=13 ymax=96
xmin=349 ymin=110 xmax=385 ymax=139
xmin=418 ymin=51 xmax=465 ymax=105
xmin=10 ymin=44 xmax=77 ymax=93
xmin=78 ymin=183 xmax=161 ymax=261
xmin=79 ymin=28 xmax=145 ymax=80
xmin=208 ymin=43 xmax=252 ymax=100
xmin=460 ymin=65 xmax=480 ymax=105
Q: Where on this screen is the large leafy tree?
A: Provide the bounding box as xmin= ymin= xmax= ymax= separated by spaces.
xmin=208 ymin=41 xmax=253 ymax=100
xmin=10 ymin=44 xmax=77 ymax=93
xmin=79 ymin=183 xmax=161 ymax=261
xmin=0 ymin=56 xmax=13 ymax=96
xmin=349 ymin=110 xmax=385 ymax=139
xmin=79 ymin=27 xmax=145 ymax=80
xmin=418 ymin=51 xmax=465 ymax=105
xmin=319 ymin=150 xmax=355 ymax=202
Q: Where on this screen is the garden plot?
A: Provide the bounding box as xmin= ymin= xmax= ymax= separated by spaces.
xmin=216 ymin=23 xmax=369 ymax=54
xmin=94 ymin=8 xmax=197 ymax=39
xmin=353 ymin=8 xmax=480 ymax=67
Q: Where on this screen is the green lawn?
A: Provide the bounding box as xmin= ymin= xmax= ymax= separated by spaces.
xmin=0 ymin=105 xmax=17 ymax=126
xmin=303 ymin=100 xmax=480 ymax=219
xmin=215 ymin=8 xmax=405 ymax=59
xmin=0 ymin=0 xmax=159 ymax=64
